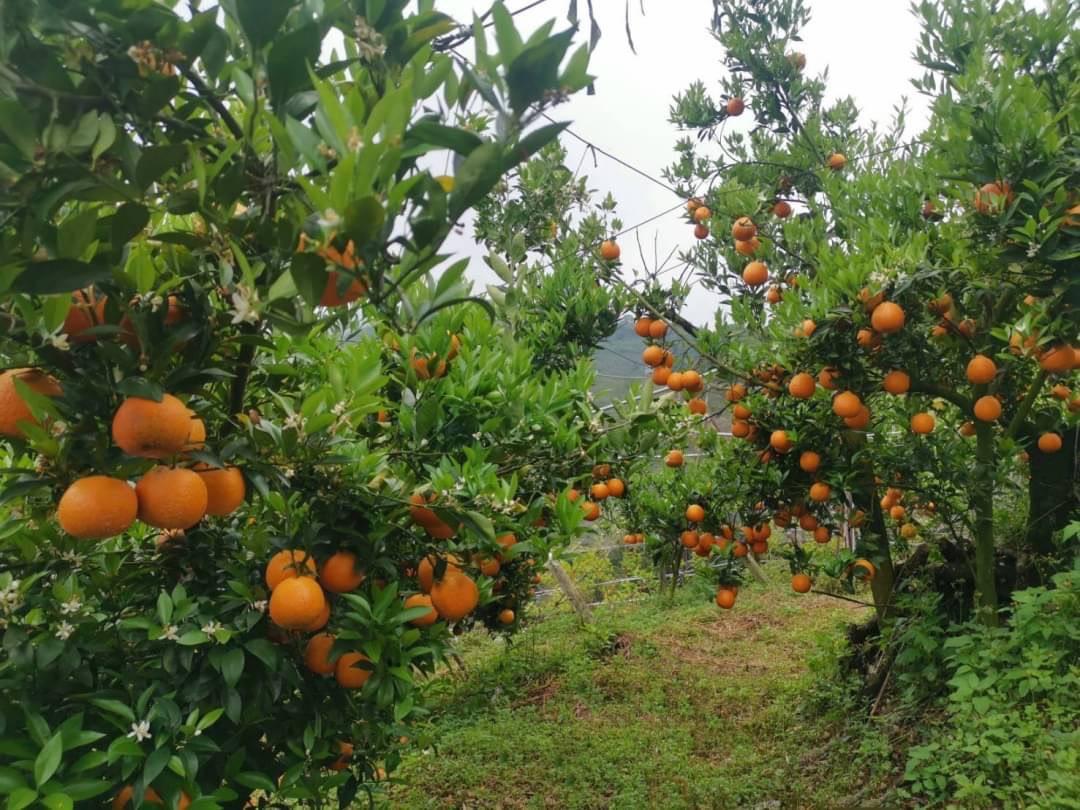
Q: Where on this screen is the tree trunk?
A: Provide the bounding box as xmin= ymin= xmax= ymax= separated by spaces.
xmin=972 ymin=422 xmax=999 ymax=626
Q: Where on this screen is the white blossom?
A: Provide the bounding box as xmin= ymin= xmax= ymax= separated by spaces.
xmin=55 ymin=621 xmax=75 ymax=640
xmin=283 ymin=413 xmax=305 ymax=433
xmin=320 ymin=208 xmax=342 ymax=229
xmin=229 ymin=285 xmax=260 ymax=325
xmin=59 ymin=550 xmax=84 ymax=567
xmin=48 ymin=331 xmax=71 ymax=351
xmin=160 ymin=624 xmax=180 ymax=641
xmin=50 ymin=420 xmax=68 ymax=437
xmin=127 ymin=720 xmax=152 ymax=742
xmin=282 ymin=468 xmax=295 ymax=479
xmin=151 ymin=294 xmax=165 ymax=308
xmin=353 ymin=17 xmax=386 ymax=62
xmin=332 ymin=401 xmax=348 ymax=416
xmin=200 ymin=621 xmax=222 ymax=636
xmin=251 ymin=600 xmax=268 ymax=613
xmin=59 ymin=595 xmax=82 ymax=615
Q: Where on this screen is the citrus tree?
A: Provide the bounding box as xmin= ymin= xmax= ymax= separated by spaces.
xmin=0 ymin=1 xmax=606 ymax=807
xmin=621 ymin=0 xmax=1078 ymax=624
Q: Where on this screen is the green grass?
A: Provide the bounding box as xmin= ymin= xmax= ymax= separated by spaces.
xmin=380 ymin=564 xmax=898 ymax=809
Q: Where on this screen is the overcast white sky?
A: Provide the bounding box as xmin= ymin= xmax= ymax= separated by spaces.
xmin=433 ymin=0 xmax=934 ymax=323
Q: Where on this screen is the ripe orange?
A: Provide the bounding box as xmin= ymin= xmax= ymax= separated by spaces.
xmin=57 ymin=476 xmax=138 ymax=540
xmin=302 ymin=600 xmax=330 ymax=632
xmin=329 ymin=740 xmax=354 ymax=770
xmin=813 ymin=526 xmax=830 ymax=544
xmin=686 ymin=504 xmax=705 ymax=523
xmin=694 ymin=223 xmax=710 ymax=239
xmin=809 ymin=482 xmax=831 ymax=502
xmin=832 ymin=391 xmax=862 ymax=418
xmin=430 ymin=571 xmax=479 ymax=621
xmin=798 ymin=513 xmax=818 ymax=531
xmin=1039 ymin=344 xmax=1075 ymax=374
xmin=910 ymin=412 xmax=936 ymax=434
xmin=112 ymin=394 xmax=192 ymax=459
xmin=304 ymin=633 xmax=337 ymax=674
xmin=194 ymin=465 xmax=245 ymax=516
xmin=973 ymin=181 xmax=1014 ymax=215
xmin=715 ymin=589 xmax=736 ymax=609
xmin=335 ymin=651 xmax=372 ymax=688
xmin=590 ymin=482 xmax=610 ymax=501
xmin=666 ymin=372 xmax=685 ymax=391
xmin=726 ymin=383 xmax=747 ymax=402
xmin=844 ymin=406 xmax=871 ymax=429
xmin=1051 ymin=384 xmax=1071 ymax=400
xmin=798 ymin=319 xmax=817 ymax=338
xmin=687 ymin=398 xmax=706 ymax=415
xmin=870 ymin=301 xmax=905 ymax=333
xmin=135 ymin=466 xmax=207 ymax=529
xmin=64 ymin=289 xmax=108 ymax=343
xmin=890 ymin=505 xmax=907 ymax=521
xmin=766 ymin=286 xmax=782 ymax=305
xmin=184 ymin=415 xmax=206 ymax=451
xmin=966 ymin=354 xmax=997 ymax=385
xmin=770 ymin=430 xmax=793 ymax=453
xmin=851 ymin=558 xmax=876 ymax=581
xmin=773 ymin=201 xmax=792 ymax=218
xmin=818 ymin=367 xmax=839 ymax=390
xmin=475 ymin=555 xmax=500 ymax=577
xmin=726 ymin=97 xmax=745 ymax=116
xmin=788 ymin=372 xmax=815 ymax=399
xmin=732 ymin=404 xmax=751 ymax=420
xmin=682 ymin=370 xmax=703 ymax=392
xmin=959 ymin=421 xmax=976 ymax=437
xmin=731 ymin=420 xmax=750 ymax=438
xmin=693 ymin=206 xmax=711 ymax=224
xmin=742 ymin=261 xmax=768 ymax=287
xmin=900 ymin=523 xmax=918 ymax=539
xmin=0 ymin=368 xmax=61 ymax=438
xmin=417 ymin=554 xmax=461 ymax=594
xmin=883 ymin=370 xmax=910 ymax=395
xmin=735 ymin=237 xmax=761 ymax=256
xmin=320 ymin=551 xmax=365 ymax=593
xmin=642 ymin=346 xmax=665 ymax=367
xmin=634 ymin=317 xmax=653 ymax=337
xmin=648 ymin=320 xmax=669 ymax=339
xmin=320 ymin=271 xmax=366 ymax=307
xmin=269 ymin=576 xmax=326 ymax=630
xmin=266 ymin=549 xmax=317 ymax=590
xmin=857 ymin=328 xmax=881 ymax=350
xmin=581 ymin=500 xmax=601 ymax=521
xmin=404 ymin=593 xmax=438 ymax=627
xmin=799 ymin=451 xmax=821 ymax=473
xmin=498 ymin=609 xmax=515 ymax=625
xmin=686 ymin=198 xmax=703 ymax=212
xmin=599 ymin=240 xmax=620 ymax=261
xmin=732 ymin=217 xmax=756 ymax=241
xmin=732 ymin=541 xmax=749 ymax=558
xmin=112 ymin=786 xmax=190 ymax=809
xmin=751 ymin=539 xmax=768 ymax=555
xmin=665 ymin=449 xmax=684 ymax=467
xmin=826 ymin=152 xmax=846 ymax=171
xmin=652 ymin=366 xmax=672 ymax=385
xmin=791 ymin=573 xmax=812 ymax=593
xmin=1037 ymin=432 xmax=1062 ymax=453
xmin=496 ymin=532 xmax=518 ymax=556
xmin=973 ymin=395 xmax=1002 ymax=422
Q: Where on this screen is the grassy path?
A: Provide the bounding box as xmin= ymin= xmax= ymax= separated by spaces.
xmin=383 ymin=568 xmax=892 ymax=809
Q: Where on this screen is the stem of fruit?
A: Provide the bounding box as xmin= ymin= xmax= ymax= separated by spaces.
xmin=972 ymin=421 xmax=1000 ymax=626
xmin=1004 ymin=369 xmax=1047 ymax=441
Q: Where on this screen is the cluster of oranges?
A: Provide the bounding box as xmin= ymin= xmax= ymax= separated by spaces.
xmin=570 ymin=463 xmax=627 ymax=524
xmin=634 ymin=316 xmax=709 ymax=414
xmin=621 ymin=532 xmax=645 ymax=545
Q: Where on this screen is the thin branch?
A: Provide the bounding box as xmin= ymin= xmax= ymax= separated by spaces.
xmin=180 ymin=63 xmax=245 ymax=141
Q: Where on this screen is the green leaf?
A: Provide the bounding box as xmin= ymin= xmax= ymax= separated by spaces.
xmin=6 ymin=787 xmax=36 ymax=810
xmin=33 ymin=733 xmax=62 ymax=787
xmin=267 ymin=24 xmax=321 ymax=110
xmin=290 ymin=252 xmax=327 ymax=307
xmin=11 ymin=260 xmax=110 ymax=295
xmin=106 ymin=736 xmax=143 ymax=764
xmin=89 ymin=699 xmax=134 ymax=724
xmin=135 ymin=145 xmax=187 ymax=190
xmin=220 ymin=648 xmax=245 ymax=688
xmin=57 ymin=209 xmax=98 ymax=260
xmin=0 ymin=100 xmax=37 ymax=159
xmin=111 ymin=203 xmax=150 ymax=248
xmin=235 ymin=0 xmax=296 ymax=50
xmin=177 ymin=630 xmax=209 ymax=645
xmin=505 ymin=122 xmax=570 ymax=170
xmin=406 ymin=120 xmax=483 ymax=156
xmin=460 ymin=510 xmax=496 ymax=543
xmin=156 ymin=592 xmax=173 ymax=625
xmin=142 ymin=745 xmax=170 ymax=786
xmin=343 ymin=195 xmax=386 ymax=247
xmin=448 ymin=142 xmax=503 ymax=220
xmin=506 ymin=29 xmax=575 ymax=115
xmin=234 ymin=771 xmax=276 ymax=792
xmin=40 ymin=794 xmax=72 ymax=810
xmin=0 ymin=767 xmax=27 ymax=793
xmin=491 ymin=2 xmax=524 ymax=63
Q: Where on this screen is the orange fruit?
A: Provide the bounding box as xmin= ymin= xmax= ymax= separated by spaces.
xmin=791 ymin=573 xmax=812 ymax=593
xmin=194 ymin=465 xmax=245 ymax=516
xmin=184 ymin=415 xmax=206 ymax=451
xmin=57 ymin=476 xmax=138 ymax=540
xmin=590 ymin=482 xmax=610 ymax=501
xmin=798 ymin=513 xmax=818 ymax=531
xmin=304 ymin=633 xmax=337 ymax=674
xmin=809 ymin=482 xmax=831 ymax=502
xmin=648 ymin=320 xmax=669 ymax=339
xmin=851 ymin=558 xmax=876 ymax=581
xmin=715 ymin=589 xmax=736 ymax=609
xmin=498 ymin=609 xmax=515 ymax=625
xmin=966 ymin=354 xmax=997 ymax=385
xmin=732 ymin=541 xmax=749 ymax=558
xmin=642 ymin=345 xmax=665 ymax=367
xmin=910 ymin=412 xmax=935 ymax=434
xmin=742 ymin=261 xmax=768 ymax=287
xmin=301 ymin=600 xmax=330 ymax=632
xmin=135 ymin=466 xmax=207 ymax=529
xmin=826 ymin=152 xmax=846 ymax=171
xmin=686 ymin=198 xmax=703 ymax=212
xmin=788 ymin=372 xmax=815 ymax=399
xmin=973 ymin=181 xmax=1014 ymax=215
xmin=682 ymin=370 xmax=703 ymax=392
xmin=606 ymin=479 xmax=625 ymax=498
xmin=665 ymin=449 xmax=684 ymax=467
xmin=634 ymin=317 xmax=653 ymax=337
xmin=832 ymin=391 xmax=862 ymax=418
xmin=731 ymin=217 xmax=756 ymax=241
xmin=666 ymin=372 xmax=685 ymax=391
xmin=973 ymin=395 xmax=1002 ymax=422
xmin=430 ymin=571 xmax=479 ymax=621
xmin=959 ymin=421 xmax=976 ymax=437
xmin=726 ymin=383 xmax=747 ymax=402
xmin=766 ymin=286 xmax=782 ymax=305
xmin=734 ymin=237 xmax=761 ymax=256
xmin=1037 ymin=432 xmax=1062 ymax=453
xmin=476 ymin=555 xmax=501 ymax=577
xmin=112 ymin=786 xmax=189 ymax=809
xmin=798 ymin=319 xmax=817 ymax=338
xmin=732 ymin=403 xmax=751 ymax=420
xmin=890 ymin=505 xmax=907 ymax=521
xmin=320 ymin=270 xmax=366 ymax=307
xmin=266 ymin=549 xmax=317 ymax=590
xmin=688 ymin=398 xmax=707 ymax=415
xmin=112 ymin=394 xmax=192 ymax=459
xmin=870 ymin=301 xmax=905 ymax=333
xmin=335 ymin=651 xmax=372 ymax=688
xmin=1051 ymin=384 xmax=1071 ymax=400
xmin=900 ymin=523 xmax=918 ymax=539
xmin=882 ymin=370 xmax=910 ymax=395
xmin=417 ymin=554 xmax=461 ymax=594
xmin=581 ymin=500 xmax=601 ymax=521
xmin=652 ymin=366 xmax=672 ymax=385
xmin=731 ymin=420 xmax=750 ymax=438
xmin=818 ymin=367 xmax=839 ymax=390
xmin=693 ymin=206 xmax=711 ymax=224
xmin=686 ymin=504 xmax=705 ymax=523
xmin=773 ymin=201 xmax=792 ymax=218
xmin=799 ymin=451 xmax=821 ymax=473
xmin=599 ymin=240 xmax=620 ymax=261
xmin=329 ymin=740 xmax=354 ymax=770
xmin=770 ymin=430 xmax=793 ymax=453
xmin=679 ymin=530 xmax=698 ymax=548
xmin=813 ymin=526 xmax=830 ymax=544
xmin=844 ymin=405 xmax=871 ymax=429
xmin=0 ymin=368 xmax=61 ymax=438
xmin=694 ymin=223 xmax=710 ymax=239
xmin=751 ymin=539 xmax=768 ymax=555
xmin=269 ymin=576 xmax=326 ymax=630
xmin=63 ymin=289 xmax=108 ymax=343
xmin=404 ymin=593 xmax=438 ymax=627
xmin=1039 ymin=344 xmax=1075 ymax=374
xmin=320 ymin=551 xmax=365 ymax=593
xmin=857 ymin=328 xmax=881 ymax=350
xmin=726 ymin=97 xmax=745 ymax=116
